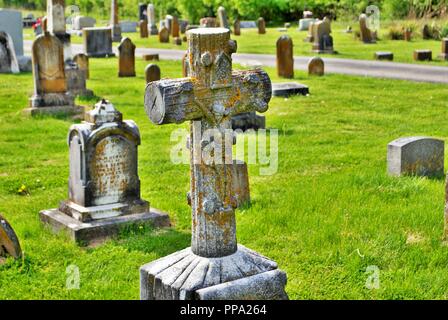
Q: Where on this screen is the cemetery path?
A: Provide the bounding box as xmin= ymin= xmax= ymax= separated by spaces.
xmin=24 ymin=41 xmax=448 ymax=84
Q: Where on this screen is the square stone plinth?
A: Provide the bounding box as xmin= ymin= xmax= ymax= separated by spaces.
xmin=23 ymin=105 xmax=85 ymax=118
xmin=140 ymin=245 xmax=288 ymax=300
xmin=272 ymin=82 xmax=309 ymax=97
xmin=40 ymin=208 xmax=171 ymax=246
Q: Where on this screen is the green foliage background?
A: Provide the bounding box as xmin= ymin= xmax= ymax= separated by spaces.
xmin=1 ymin=0 xmax=447 ymax=23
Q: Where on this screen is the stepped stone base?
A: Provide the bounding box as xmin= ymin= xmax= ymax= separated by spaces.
xmin=140 ymin=245 xmax=289 ymax=300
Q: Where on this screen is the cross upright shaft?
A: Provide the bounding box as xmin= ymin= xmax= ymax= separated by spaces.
xmin=144 ymin=28 xmax=272 ymax=258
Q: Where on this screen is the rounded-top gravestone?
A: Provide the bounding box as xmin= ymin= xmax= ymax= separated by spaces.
xmin=308 ymin=56 xmax=324 ymax=76
xmin=0 ymin=214 xmax=22 ymax=261
xmin=276 ymin=35 xmax=294 ymax=78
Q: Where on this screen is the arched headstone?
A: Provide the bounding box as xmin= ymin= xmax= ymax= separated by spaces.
xmin=276 ymin=35 xmax=293 ymax=78
xmin=308 ymin=56 xmax=324 ymax=76
xmin=0 ymin=32 xmax=20 ymax=74
xmin=258 ymin=17 xmax=266 ymax=34
xmin=145 ymin=64 xmax=160 ymax=84
xmin=118 ymin=37 xmax=136 ymax=77
xmin=0 ymin=214 xmax=22 ymax=261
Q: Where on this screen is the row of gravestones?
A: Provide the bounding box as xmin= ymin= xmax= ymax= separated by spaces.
xmin=2 ymin=27 xmax=289 ymax=300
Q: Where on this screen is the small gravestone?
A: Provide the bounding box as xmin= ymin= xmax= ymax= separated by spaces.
xmin=404 ymin=28 xmax=412 ymax=41
xmin=83 ymin=27 xmax=115 ymax=58
xmin=387 ymin=137 xmax=444 ymax=177
xmin=65 ymin=61 xmax=94 ymax=97
xmin=308 ymin=56 xmax=324 ymax=76
xmin=304 ymin=22 xmax=314 ymax=42
xmin=0 ymin=214 xmax=22 ymax=262
xmin=145 ymin=64 xmax=160 ymax=84
xmin=24 ymin=32 xmax=82 ymax=116
xmin=375 ymin=51 xmax=394 ymax=61
xmin=147 ymin=4 xmax=158 ymax=35
xmin=0 ymin=9 xmax=32 ymax=72
xmin=233 ymin=19 xmax=241 ymax=36
xmin=139 ymin=20 xmax=148 ymax=38
xmin=414 ymin=49 xmax=432 ymax=61
xmin=199 ymin=17 xmax=218 ymax=28
xmin=120 ymin=21 xmax=138 ymax=33
xmin=230 ymin=161 xmax=251 ymax=207
xmin=110 ymin=0 xmax=122 ymax=42
xmin=298 ymin=18 xmax=315 ymax=31
xmin=141 ymin=28 xmax=287 ymax=300
xmin=172 ymin=37 xmax=182 ymax=45
xmin=0 ymin=32 xmax=20 ymax=74
xmin=258 ymin=17 xmax=266 ymax=34
xmin=72 ymin=16 xmax=96 ymax=30
xmin=171 ymin=16 xmax=180 ymax=38
xmin=439 ymin=38 xmax=448 ymax=60
xmin=217 ymin=6 xmax=230 ymax=29
xmin=272 ymin=82 xmax=309 ymax=97
xmin=345 ymin=26 xmax=353 ymax=33
xmin=142 ymin=54 xmax=159 ymax=61
xmin=422 ymin=24 xmax=431 ymax=40
xmin=73 ymin=53 xmax=89 ymax=79
xmin=232 ymin=112 xmax=266 ymax=131
xmin=311 ymin=18 xmax=335 ymax=54
xmin=118 ymin=37 xmax=136 ymax=77
xmin=139 ymin=3 xmax=147 ymax=21
xmin=276 ymin=35 xmax=294 ymax=78
xmin=359 ymin=13 xmax=375 ymax=43
xmin=158 ymin=26 xmax=169 ymax=43
xmin=40 ymin=100 xmax=171 ymax=245
xmin=284 ymin=23 xmax=291 ymax=29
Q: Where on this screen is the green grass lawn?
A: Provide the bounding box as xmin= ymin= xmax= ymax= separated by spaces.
xmin=0 ymin=57 xmax=448 ymax=299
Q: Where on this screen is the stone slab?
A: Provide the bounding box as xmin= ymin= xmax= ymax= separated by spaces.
xmin=142 ymin=54 xmax=159 ymax=61
xmin=232 ymin=112 xmax=265 ymax=131
xmin=23 ymin=105 xmax=85 ymax=117
xmin=272 ymin=82 xmax=309 ymax=97
xmin=375 ymin=51 xmax=394 ymax=61
xmin=40 ymin=207 xmax=171 ymax=246
xmin=414 ymin=50 xmax=432 ymax=61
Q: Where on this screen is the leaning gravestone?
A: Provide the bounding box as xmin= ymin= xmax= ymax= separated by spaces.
xmin=145 ymin=64 xmax=160 ymax=84
xmin=234 ymin=19 xmax=241 ymax=36
xmin=217 ymin=6 xmax=230 ymax=29
xmin=118 ymin=37 xmax=136 ymax=77
xmin=258 ymin=17 xmax=266 ymax=34
xmin=40 ymin=100 xmax=171 ymax=245
xmin=24 ymin=32 xmax=82 ymax=116
xmin=439 ymin=38 xmax=448 ymax=60
xmin=139 ymin=20 xmax=148 ymax=38
xmin=308 ymin=56 xmax=324 ymax=76
xmin=0 ymin=9 xmax=32 ymax=72
xmin=141 ymin=28 xmax=288 ymax=300
xmin=83 ymin=27 xmax=115 ymax=58
xmin=0 ymin=214 xmax=22 ymax=261
xmin=272 ymin=82 xmax=309 ymax=97
xmin=387 ymin=137 xmax=444 ymax=177
xmin=158 ymin=26 xmax=169 ymax=43
xmin=359 ymin=13 xmax=375 ymax=44
xmin=311 ymin=18 xmax=335 ymax=54
xmin=110 ymin=0 xmax=122 ymax=42
xmin=0 ymin=31 xmax=20 ymax=74
xmin=73 ymin=53 xmax=89 ymax=79
xmin=276 ymin=35 xmax=294 ymax=79
xmin=147 ymin=4 xmax=158 ymax=35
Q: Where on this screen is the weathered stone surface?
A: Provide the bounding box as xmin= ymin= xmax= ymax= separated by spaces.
xmin=298 ymin=18 xmax=315 ymax=31
xmin=118 ymin=37 xmax=136 ymax=77
xmin=387 ymin=137 xmax=444 ymax=177
xmin=159 ymin=26 xmax=169 ymax=43
xmin=0 ymin=32 xmax=20 ymax=74
xmin=311 ymin=17 xmax=335 ymax=53
xmin=439 ymin=38 xmax=448 ymax=60
xmin=414 ymin=49 xmax=432 ymax=61
xmin=47 ymin=0 xmax=66 ymax=35
xmin=145 ymin=64 xmax=161 ymax=83
xmin=147 ymin=4 xmax=158 ymax=35
xmin=0 ymin=214 xmax=22 ymax=260
xmin=66 ymin=62 xmax=93 ymax=97
xmin=139 ymin=20 xmax=148 ymax=38
xmin=272 ymin=82 xmax=309 ymax=97
xmin=230 ymin=161 xmax=251 ymax=207
xmin=276 ymin=35 xmax=294 ymax=78
xmin=73 ymin=16 xmax=96 ymax=30
xmin=257 ymin=17 xmax=266 ymax=34
xmin=40 ymin=100 xmax=170 ymax=244
xmin=83 ymin=27 xmax=115 ymax=58
xmin=233 ymin=19 xmax=241 ymax=36
xmin=110 ymin=0 xmax=122 ymax=42
xmin=217 ymin=6 xmax=230 ymax=29
xmin=199 ymin=17 xmax=218 ymax=28
xmin=171 ymin=16 xmax=180 ymax=38
xmin=142 ymin=53 xmax=159 ymax=61
xmin=141 ymin=28 xmax=287 ymax=300
xmin=179 ymin=20 xmax=189 ymax=34
xmin=308 ymin=56 xmax=324 ymax=76
xmin=375 ymin=51 xmax=394 ymax=61
xmin=359 ymin=13 xmax=375 ymax=44
xmin=0 ymin=9 xmax=32 ymax=72
xmin=120 ymin=21 xmax=138 ymax=33
xmin=74 ymin=53 xmax=89 ymax=79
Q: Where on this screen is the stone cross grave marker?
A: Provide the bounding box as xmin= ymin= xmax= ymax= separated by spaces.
xmin=276 ymin=35 xmax=294 ymax=78
xmin=0 ymin=214 xmax=22 ymax=262
xmin=40 ymin=99 xmax=170 ymax=245
xmin=110 ymin=0 xmax=122 ymax=42
xmin=0 ymin=32 xmax=20 ymax=74
xmin=147 ymin=4 xmax=158 ymax=35
xmin=140 ymin=28 xmax=288 ymax=300
xmin=140 ymin=20 xmax=148 ymax=38
xmin=145 ymin=64 xmax=160 ymax=84
xmin=218 ymin=6 xmax=230 ymax=29
xmin=83 ymin=27 xmax=115 ymax=58
xmin=24 ymin=32 xmax=82 ymax=116
xmin=118 ymin=37 xmax=136 ymax=77
xmin=258 ymin=17 xmax=266 ymax=34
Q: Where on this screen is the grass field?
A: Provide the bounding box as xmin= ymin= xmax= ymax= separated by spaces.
xmin=0 ymin=57 xmax=448 ymax=299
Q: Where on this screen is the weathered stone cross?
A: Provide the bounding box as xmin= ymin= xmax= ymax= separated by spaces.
xmin=141 ymin=28 xmax=287 ymax=300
